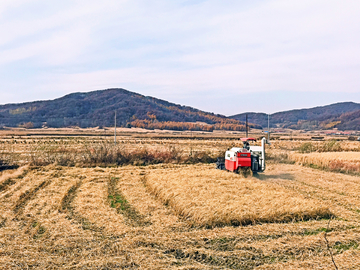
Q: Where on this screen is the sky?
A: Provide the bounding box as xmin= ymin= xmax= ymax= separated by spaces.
xmin=1 ymin=0 xmax=360 ymax=115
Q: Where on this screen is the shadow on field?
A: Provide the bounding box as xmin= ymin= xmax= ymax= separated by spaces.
xmin=0 ymin=165 xmax=19 ymax=172
xmin=255 ymin=173 xmax=295 ymax=181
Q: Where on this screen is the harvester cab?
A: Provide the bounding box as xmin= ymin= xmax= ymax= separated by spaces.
xmin=217 ymin=137 xmax=266 ymax=174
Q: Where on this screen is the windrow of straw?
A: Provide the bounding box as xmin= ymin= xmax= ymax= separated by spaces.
xmin=144 ymin=165 xmax=332 ymax=227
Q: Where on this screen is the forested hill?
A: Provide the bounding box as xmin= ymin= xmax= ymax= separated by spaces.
xmin=230 ymin=102 xmax=360 ymax=130
xmin=0 ymin=88 xmax=260 ymax=131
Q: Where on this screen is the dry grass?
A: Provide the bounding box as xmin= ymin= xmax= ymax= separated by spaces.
xmin=268 ymin=139 xmax=360 ymax=152
xmin=292 ymin=151 xmax=360 ymax=162
xmin=144 ymin=165 xmax=332 ymax=227
xmin=289 ymin=151 xmax=360 ymax=174
xmin=1 ymin=163 xmax=360 ymax=269
xmin=1 ymin=138 xmax=222 ymax=167
xmin=0 ymin=165 xmax=28 ymax=190
xmin=72 ymin=171 xmax=128 ymax=235
xmin=1 ymin=134 xmax=360 ymax=269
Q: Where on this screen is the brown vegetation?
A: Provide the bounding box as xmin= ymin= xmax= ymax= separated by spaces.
xmin=26 ymin=141 xmax=219 ymax=167
xmin=1 ymin=163 xmax=360 ymax=269
xmin=0 ymin=133 xmax=360 ymax=269
xmin=289 ymin=152 xmax=360 ymax=175
xmin=144 ymin=165 xmax=332 ymax=227
xmin=267 ymin=139 xmax=360 ymax=175
xmin=298 ymin=140 xmax=342 ymax=153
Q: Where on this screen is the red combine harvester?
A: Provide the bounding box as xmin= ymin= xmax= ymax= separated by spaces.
xmin=217 ymin=137 xmax=266 ymax=174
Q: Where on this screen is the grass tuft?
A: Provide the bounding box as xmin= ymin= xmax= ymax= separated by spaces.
xmin=333 ymin=240 xmax=359 ymax=252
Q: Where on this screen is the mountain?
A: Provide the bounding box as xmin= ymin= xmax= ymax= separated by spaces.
xmin=0 ymin=88 xmax=260 ymax=131
xmin=230 ymin=102 xmax=360 ymax=130
xmin=335 ymin=110 xmax=360 ymax=130
xmin=2 ymin=89 xmax=359 ymax=131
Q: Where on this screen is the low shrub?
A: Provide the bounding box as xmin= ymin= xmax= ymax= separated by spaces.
xmin=318 ymin=140 xmax=342 ymax=152
xmin=297 ymin=140 xmax=342 ymax=153
xmin=298 ymin=142 xmax=314 ymax=153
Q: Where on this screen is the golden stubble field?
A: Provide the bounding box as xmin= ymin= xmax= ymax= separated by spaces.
xmin=0 ymin=131 xmax=360 ymax=269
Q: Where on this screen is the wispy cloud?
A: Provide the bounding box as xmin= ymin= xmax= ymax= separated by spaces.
xmin=1 ymin=0 xmax=360 ymax=114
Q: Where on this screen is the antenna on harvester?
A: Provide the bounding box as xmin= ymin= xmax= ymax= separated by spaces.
xmin=245 ymin=114 xmax=248 ymax=138
xmin=114 ymin=110 xmax=117 ymax=146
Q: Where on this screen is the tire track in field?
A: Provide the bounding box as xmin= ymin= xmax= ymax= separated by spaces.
xmin=164 ymin=248 xmax=269 ymax=269
xmin=0 ymin=178 xmax=16 ymax=194
xmin=108 ymin=175 xmax=151 ymax=227
xmin=0 ymin=166 xmax=29 ymax=194
xmin=60 ymin=180 xmax=82 ymax=214
xmin=139 ymin=173 xmax=189 ymax=226
xmin=60 ymin=179 xmax=104 ymax=233
xmin=163 ymin=242 xmax=323 ymax=270
xmin=13 ymin=180 xmax=51 ymax=216
xmin=162 ymin=224 xmax=360 ymax=270
xmin=114 ymin=168 xmax=188 ymax=232
xmin=6 ymin=172 xmax=53 ymax=241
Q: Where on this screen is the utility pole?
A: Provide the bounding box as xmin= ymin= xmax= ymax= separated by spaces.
xmin=267 ymin=114 xmax=270 ymax=143
xmin=245 ymin=114 xmax=248 ymax=138
xmin=114 ymin=111 xmax=117 ymax=146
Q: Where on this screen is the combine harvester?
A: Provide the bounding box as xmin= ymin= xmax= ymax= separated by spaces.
xmin=216 ymin=137 xmax=267 ymax=175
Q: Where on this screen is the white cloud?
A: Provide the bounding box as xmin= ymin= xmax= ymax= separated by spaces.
xmin=1 ymin=0 xmax=360 ymax=114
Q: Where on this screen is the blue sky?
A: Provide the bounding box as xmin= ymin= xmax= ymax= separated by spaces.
xmin=1 ymin=0 xmax=360 ymax=115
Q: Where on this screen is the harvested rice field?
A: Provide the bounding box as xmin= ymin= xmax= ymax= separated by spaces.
xmin=145 ymin=165 xmax=331 ymax=227
xmin=0 ymin=133 xmax=360 ymax=269
xmin=1 ymin=163 xmax=360 ymax=269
